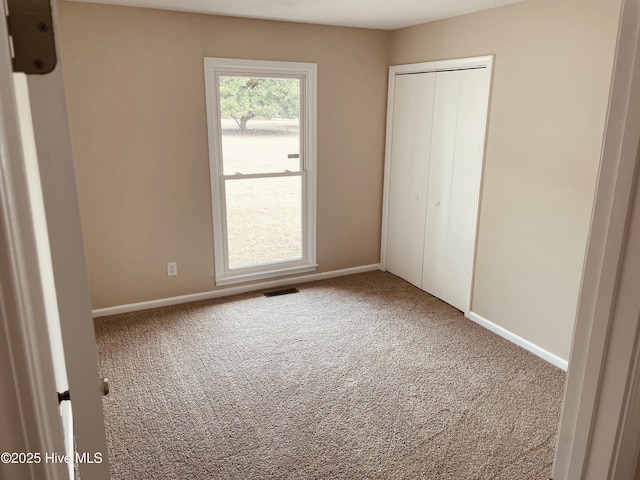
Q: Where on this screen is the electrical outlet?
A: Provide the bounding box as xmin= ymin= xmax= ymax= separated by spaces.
xmin=167 ymin=262 xmax=177 ymax=276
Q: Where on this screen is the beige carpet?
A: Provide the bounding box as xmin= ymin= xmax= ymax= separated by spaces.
xmin=94 ymin=271 xmax=565 ymax=479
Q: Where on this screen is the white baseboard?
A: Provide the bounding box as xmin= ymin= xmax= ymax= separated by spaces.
xmin=92 ymin=263 xmax=382 ymax=318
xmin=468 ymin=311 xmax=568 ymax=371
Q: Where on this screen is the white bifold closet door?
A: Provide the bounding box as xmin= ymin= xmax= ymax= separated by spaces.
xmin=386 ymin=73 xmax=436 ymax=288
xmin=386 ymin=67 xmax=489 ymax=312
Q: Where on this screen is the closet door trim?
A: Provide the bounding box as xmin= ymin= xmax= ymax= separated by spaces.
xmin=380 ymin=55 xmax=493 ymax=317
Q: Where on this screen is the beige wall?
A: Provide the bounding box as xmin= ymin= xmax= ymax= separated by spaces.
xmin=58 ymin=2 xmax=391 ymax=309
xmin=391 ymin=0 xmax=621 ymax=359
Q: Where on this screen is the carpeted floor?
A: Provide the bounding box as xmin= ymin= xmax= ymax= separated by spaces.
xmin=94 ymin=271 xmax=566 ymax=479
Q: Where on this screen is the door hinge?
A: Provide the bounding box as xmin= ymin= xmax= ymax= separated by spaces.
xmin=5 ymin=0 xmax=57 ymax=74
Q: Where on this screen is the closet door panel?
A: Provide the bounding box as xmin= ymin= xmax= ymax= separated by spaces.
xmin=421 ymin=71 xmax=459 ymax=300
xmin=444 ymin=68 xmax=490 ymax=310
xmin=386 ymin=73 xmax=436 ymax=287
xmin=422 ymin=69 xmax=488 ymax=311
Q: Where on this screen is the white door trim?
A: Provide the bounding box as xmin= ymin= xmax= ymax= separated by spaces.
xmin=380 ymin=55 xmax=493 ymax=317
xmin=0 ymin=3 xmax=67 ymax=478
xmin=24 ymin=1 xmax=110 ymax=476
xmin=552 ymin=0 xmax=640 ymax=477
xmin=0 ymin=1 xmax=111 ymax=478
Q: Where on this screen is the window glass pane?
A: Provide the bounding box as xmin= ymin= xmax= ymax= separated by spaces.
xmin=219 ymin=76 xmax=301 ymax=175
xmin=225 ymin=176 xmax=302 ymax=268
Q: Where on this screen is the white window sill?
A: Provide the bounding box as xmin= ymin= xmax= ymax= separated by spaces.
xmin=215 ymin=263 xmax=318 ymax=287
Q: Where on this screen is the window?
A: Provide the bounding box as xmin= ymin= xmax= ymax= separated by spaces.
xmin=204 ymin=58 xmax=317 ymax=286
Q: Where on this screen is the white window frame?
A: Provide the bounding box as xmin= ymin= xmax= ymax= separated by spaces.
xmin=204 ymin=57 xmax=317 ymax=286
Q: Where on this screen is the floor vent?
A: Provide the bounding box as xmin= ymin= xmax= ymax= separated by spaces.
xmin=263 ymin=287 xmax=299 ymax=297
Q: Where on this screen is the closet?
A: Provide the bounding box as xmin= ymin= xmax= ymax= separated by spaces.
xmin=382 ymin=57 xmax=492 ymax=314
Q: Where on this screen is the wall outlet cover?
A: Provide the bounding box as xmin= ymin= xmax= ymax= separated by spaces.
xmin=167 ymin=262 xmax=177 ymax=276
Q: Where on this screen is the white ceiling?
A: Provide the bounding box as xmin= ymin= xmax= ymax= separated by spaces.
xmin=65 ymin=0 xmax=529 ymax=30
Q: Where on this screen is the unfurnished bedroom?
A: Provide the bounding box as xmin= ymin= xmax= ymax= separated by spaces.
xmin=39 ymin=0 xmax=624 ymax=477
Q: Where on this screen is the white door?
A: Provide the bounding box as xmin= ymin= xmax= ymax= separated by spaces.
xmin=383 ymin=58 xmax=491 ymax=314
xmin=386 ymin=72 xmax=436 ymax=287
xmin=0 ymin=1 xmax=110 ymax=479
xmin=422 ymin=68 xmax=489 ymax=310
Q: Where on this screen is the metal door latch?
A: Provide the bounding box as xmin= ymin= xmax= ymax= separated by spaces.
xmin=5 ymin=0 xmax=57 ymax=74
xmin=57 ymin=378 xmax=110 ymax=404
xmin=100 ymin=377 xmax=109 ymax=396
xmin=57 ymin=389 xmax=70 ymax=404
